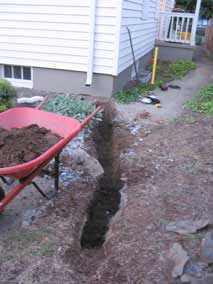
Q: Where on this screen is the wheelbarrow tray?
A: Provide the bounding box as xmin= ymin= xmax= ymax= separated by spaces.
xmin=0 ymin=107 xmax=81 ymax=179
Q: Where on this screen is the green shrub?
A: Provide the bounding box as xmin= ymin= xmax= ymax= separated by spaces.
xmin=0 ymin=79 xmax=16 ymax=98
xmin=42 ymin=95 xmax=103 ymax=124
xmin=0 ymin=104 xmax=8 ymax=112
xmin=0 ymin=80 xmax=16 ymax=112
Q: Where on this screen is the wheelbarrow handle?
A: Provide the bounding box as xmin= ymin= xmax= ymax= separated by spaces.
xmin=36 ymin=96 xmax=49 ymax=110
xmin=80 ymin=105 xmax=103 ymax=129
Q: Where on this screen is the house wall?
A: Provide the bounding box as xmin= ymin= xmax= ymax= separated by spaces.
xmin=118 ymin=0 xmax=160 ymax=74
xmin=0 ymin=0 xmax=120 ymax=76
xmin=113 ymin=49 xmax=153 ymax=93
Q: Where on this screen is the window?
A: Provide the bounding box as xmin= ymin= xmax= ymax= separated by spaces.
xmin=3 ymin=65 xmax=33 ymax=88
xmin=14 ymin=66 xmax=21 ymax=79
xmin=4 ymin=65 xmax=12 ymax=78
xmin=23 ymin=67 xmax=31 ymax=80
xmin=141 ymin=0 xmax=150 ymax=20
xmin=4 ymin=65 xmax=32 ymax=81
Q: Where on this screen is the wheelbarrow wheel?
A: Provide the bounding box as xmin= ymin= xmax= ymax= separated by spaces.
xmin=0 ymin=186 xmax=5 ymax=202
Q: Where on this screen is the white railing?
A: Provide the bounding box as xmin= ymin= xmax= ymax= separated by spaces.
xmin=158 ymin=12 xmax=196 ymax=46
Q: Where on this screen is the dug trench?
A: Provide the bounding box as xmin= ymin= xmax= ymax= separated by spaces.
xmin=63 ymin=105 xmax=130 ymax=277
xmin=80 ymin=109 xmax=124 ymax=249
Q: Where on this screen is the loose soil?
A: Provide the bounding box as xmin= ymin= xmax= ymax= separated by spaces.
xmin=0 ymin=125 xmax=61 ymax=167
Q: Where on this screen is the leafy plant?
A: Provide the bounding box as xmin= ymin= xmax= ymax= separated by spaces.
xmin=187 ymin=84 xmax=213 ymax=116
xmin=0 ymin=79 xmax=16 ymax=112
xmin=42 ymin=95 xmax=103 ymax=124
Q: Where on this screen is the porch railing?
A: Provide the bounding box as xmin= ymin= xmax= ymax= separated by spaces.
xmin=158 ymin=12 xmax=196 ymax=46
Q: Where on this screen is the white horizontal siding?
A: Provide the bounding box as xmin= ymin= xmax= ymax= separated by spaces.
xmin=0 ymin=0 xmax=119 ymax=75
xmin=118 ymin=0 xmax=160 ymax=73
xmin=163 ymin=0 xmax=175 ymax=11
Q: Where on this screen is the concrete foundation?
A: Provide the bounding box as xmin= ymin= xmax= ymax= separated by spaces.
xmin=33 ymin=68 xmax=114 ymax=98
xmin=156 ymin=40 xmax=195 ymax=62
xmin=0 ymin=49 xmax=154 ymax=98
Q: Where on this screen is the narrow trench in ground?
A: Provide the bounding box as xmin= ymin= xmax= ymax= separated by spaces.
xmin=80 ymin=109 xmax=123 ymax=249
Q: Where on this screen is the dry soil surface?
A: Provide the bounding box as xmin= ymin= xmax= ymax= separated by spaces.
xmin=0 ymin=108 xmax=212 ymax=284
xmin=0 ymin=50 xmax=213 ymax=284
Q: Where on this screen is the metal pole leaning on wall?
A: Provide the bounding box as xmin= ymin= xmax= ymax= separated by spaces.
xmin=126 ymin=26 xmax=139 ymax=82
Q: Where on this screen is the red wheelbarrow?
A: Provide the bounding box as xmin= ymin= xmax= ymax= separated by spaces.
xmin=0 ymin=98 xmax=103 ymax=212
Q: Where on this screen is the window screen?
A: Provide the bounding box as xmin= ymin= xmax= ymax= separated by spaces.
xmin=4 ymin=65 xmax=12 ymax=78
xmin=14 ymin=66 xmax=22 ymax=79
xmin=23 ymin=67 xmax=31 ymax=80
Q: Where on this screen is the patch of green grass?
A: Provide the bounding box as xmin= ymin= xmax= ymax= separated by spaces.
xmin=149 ymin=60 xmax=196 ymax=81
xmin=114 ymin=81 xmax=162 ymax=104
xmin=187 ymin=84 xmax=213 ymax=116
xmin=31 ymin=241 xmax=56 ymax=257
xmin=183 ymin=116 xmax=197 ymax=124
xmin=167 ymin=60 xmax=196 ymax=80
xmin=115 ymin=88 xmax=140 ymax=104
xmin=42 ymin=95 xmax=103 ymax=124
xmin=169 ymin=118 xmax=178 ymax=125
xmin=115 ymin=60 xmax=196 ymax=104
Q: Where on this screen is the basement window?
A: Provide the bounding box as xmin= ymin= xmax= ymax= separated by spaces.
xmin=3 ymin=65 xmax=33 ymax=88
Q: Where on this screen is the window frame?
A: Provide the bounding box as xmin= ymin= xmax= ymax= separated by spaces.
xmin=2 ymin=65 xmax=33 ymax=88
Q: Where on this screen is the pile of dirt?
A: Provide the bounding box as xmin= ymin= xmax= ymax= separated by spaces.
xmin=0 ymin=124 xmax=62 ymax=167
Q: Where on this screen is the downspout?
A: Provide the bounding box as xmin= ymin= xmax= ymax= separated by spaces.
xmin=85 ymin=0 xmax=96 ymax=86
xmin=191 ymin=0 xmax=202 ymax=46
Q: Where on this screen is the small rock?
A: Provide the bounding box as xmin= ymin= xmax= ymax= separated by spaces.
xmin=201 ymin=231 xmax=213 ymax=264
xmin=169 ymin=243 xmax=190 ymax=278
xmin=181 ymin=274 xmax=202 ymax=284
xmin=22 ymin=208 xmax=41 ymax=227
xmin=184 ymin=261 xmax=208 ymax=278
xmin=182 ymin=274 xmax=213 ymax=284
xmin=166 ymin=219 xmax=209 ymax=235
xmin=137 ymin=112 xmax=151 ymax=120
xmin=71 ymin=149 xmax=104 ymax=179
xmin=160 ymin=83 xmax=169 ymax=91
xmin=205 ymin=274 xmax=213 ymax=284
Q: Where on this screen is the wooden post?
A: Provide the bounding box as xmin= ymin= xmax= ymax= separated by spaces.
xmin=191 ymin=0 xmax=202 ymax=46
